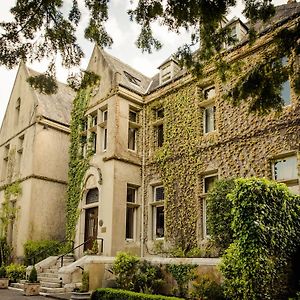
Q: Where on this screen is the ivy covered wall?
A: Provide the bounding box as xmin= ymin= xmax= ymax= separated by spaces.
xmin=143 ymin=46 xmax=300 ymax=253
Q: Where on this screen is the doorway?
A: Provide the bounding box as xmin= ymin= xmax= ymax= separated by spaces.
xmin=84 ymin=207 xmax=98 ymax=251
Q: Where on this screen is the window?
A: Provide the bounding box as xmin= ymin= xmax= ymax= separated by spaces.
xmin=91 ymin=132 xmax=97 ymax=154
xmin=152 ymin=186 xmax=164 ymax=239
xmin=204 ymin=106 xmax=216 ymax=134
xmin=272 ymin=155 xmax=298 ymax=193
xmin=17 ymin=135 xmax=24 ymax=174
xmin=281 ymin=80 xmax=291 ymax=106
xmin=81 ymin=136 xmax=87 ymax=157
xmin=15 ymin=98 xmax=21 ymax=125
xmin=156 ymin=108 xmax=164 ymax=119
xmin=1 ymin=144 xmax=9 ymax=181
xmin=203 ymin=86 xmax=216 ymax=100
xmin=102 ymin=110 xmax=108 ymax=151
xmin=157 ymin=124 xmax=164 ymax=147
xmin=202 ymin=173 xmax=218 ymax=237
xmin=124 ymin=71 xmax=141 ymax=87
xmin=92 ymin=114 xmax=98 ymax=127
xmin=126 ymin=186 xmax=138 ymax=240
xmin=86 ymin=188 xmax=99 ymax=204
xmin=128 ymin=110 xmax=138 ymax=151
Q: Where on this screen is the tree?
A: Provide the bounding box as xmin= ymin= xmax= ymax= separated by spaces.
xmin=0 ymin=0 xmax=299 ymax=113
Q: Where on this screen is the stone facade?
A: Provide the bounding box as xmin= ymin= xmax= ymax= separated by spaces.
xmin=74 ymin=2 xmax=300 ymax=257
xmin=0 ymin=63 xmax=74 ymax=259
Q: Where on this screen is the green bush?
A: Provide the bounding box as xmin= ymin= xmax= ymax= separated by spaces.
xmin=166 ymin=264 xmax=197 ymax=298
xmin=191 ymin=274 xmax=225 ymax=300
xmin=28 ymin=266 xmax=38 ymax=283
xmin=0 ymin=265 xmax=7 ymax=278
xmin=24 ymin=239 xmax=62 ymax=265
xmin=6 ymin=264 xmax=26 ymax=282
xmin=0 ymin=237 xmax=11 ymax=266
xmin=91 ymin=288 xmax=184 ymax=300
xmin=206 ymin=179 xmax=235 ymax=252
xmin=81 ymin=271 xmax=89 ymax=292
xmin=221 ymin=178 xmax=300 ymax=300
xmin=113 ymin=252 xmax=164 ymax=294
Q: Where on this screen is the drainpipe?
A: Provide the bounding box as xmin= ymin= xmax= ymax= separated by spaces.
xmin=141 ymin=103 xmax=146 ymax=258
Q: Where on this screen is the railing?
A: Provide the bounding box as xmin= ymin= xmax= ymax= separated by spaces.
xmin=57 ymin=237 xmax=104 ymax=268
xmin=27 ymin=239 xmax=73 ymax=266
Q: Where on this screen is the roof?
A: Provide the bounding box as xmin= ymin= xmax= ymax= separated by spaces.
xmin=101 ymin=50 xmax=152 ymax=94
xmin=248 ymin=1 xmax=300 ymax=34
xmin=27 ymin=68 xmax=75 ymax=126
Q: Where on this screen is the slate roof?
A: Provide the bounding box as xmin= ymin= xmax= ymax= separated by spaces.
xmin=101 ymin=50 xmax=152 ymax=95
xmin=250 ymin=1 xmax=300 ymax=35
xmin=27 ymin=68 xmax=75 ymax=126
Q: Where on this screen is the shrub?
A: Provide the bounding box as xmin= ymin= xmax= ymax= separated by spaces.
xmin=91 ymin=288 xmax=184 ymax=300
xmin=0 ymin=237 xmax=11 ymax=266
xmin=221 ymin=178 xmax=300 ymax=300
xmin=113 ymin=252 xmax=164 ymax=294
xmin=166 ymin=264 xmax=197 ymax=298
xmin=206 ymin=179 xmax=235 ymax=252
xmin=6 ymin=264 xmax=26 ymax=282
xmin=0 ymin=265 xmax=7 ymax=278
xmin=191 ymin=274 xmax=225 ymax=300
xmin=24 ymin=239 xmax=62 ymax=265
xmin=113 ymin=252 xmax=140 ymax=291
xmin=81 ymin=271 xmax=89 ymax=292
xmin=28 ymin=266 xmax=38 ymax=283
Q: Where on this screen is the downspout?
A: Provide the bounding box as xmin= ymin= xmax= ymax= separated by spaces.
xmin=141 ymin=102 xmax=146 ymax=258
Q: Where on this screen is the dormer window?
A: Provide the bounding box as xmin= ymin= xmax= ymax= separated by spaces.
xmin=224 ymin=18 xmax=248 ymax=48
xmin=124 ymin=71 xmax=141 ymax=87
xmin=158 ymin=57 xmax=181 ymax=85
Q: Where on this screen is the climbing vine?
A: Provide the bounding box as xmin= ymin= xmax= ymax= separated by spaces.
xmin=0 ymin=181 xmax=21 ymax=238
xmin=66 ymin=73 xmax=100 ymax=243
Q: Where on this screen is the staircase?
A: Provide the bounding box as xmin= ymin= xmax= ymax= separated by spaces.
xmin=38 ymin=255 xmax=75 ymax=294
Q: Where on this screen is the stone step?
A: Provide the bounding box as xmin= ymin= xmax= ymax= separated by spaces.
xmin=40 ymin=281 xmax=62 ymax=288
xmin=10 ymin=282 xmax=24 ymax=289
xmin=40 ymin=286 xmax=65 ymax=294
xmin=38 ymin=272 xmax=59 ymax=279
xmin=38 ymin=276 xmax=62 ymax=283
xmin=44 ymin=267 xmax=59 ymax=273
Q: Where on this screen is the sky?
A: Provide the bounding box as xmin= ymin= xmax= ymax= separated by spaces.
xmin=0 ymin=0 xmax=287 ymax=126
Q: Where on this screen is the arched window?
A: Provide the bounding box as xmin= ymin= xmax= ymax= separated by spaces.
xmin=86 ymin=188 xmax=99 ymax=204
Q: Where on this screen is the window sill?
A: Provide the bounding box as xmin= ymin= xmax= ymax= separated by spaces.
xmin=150 ymin=200 xmax=164 ymax=206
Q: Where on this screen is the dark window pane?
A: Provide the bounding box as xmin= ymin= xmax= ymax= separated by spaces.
xmin=86 ymin=188 xmax=99 ymax=204
xmin=157 ymin=124 xmax=164 ymax=147
xmin=204 ymin=175 xmax=218 ymax=193
xmin=128 ymin=128 xmax=136 ymax=150
xmin=155 ymin=206 xmax=164 ymax=238
xmin=155 ymin=186 xmax=164 ymax=201
xmin=126 ymin=207 xmax=135 ymax=239
xmin=129 ymin=111 xmax=137 ymax=123
xmin=127 ymin=187 xmax=136 ymax=203
xmin=156 ymin=108 xmax=164 ymax=119
xmin=103 ymin=128 xmax=107 ymax=150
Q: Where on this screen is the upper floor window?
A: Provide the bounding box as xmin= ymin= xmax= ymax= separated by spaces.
xmin=128 ymin=110 xmax=138 ymax=151
xmin=203 ymin=86 xmax=216 ymax=100
xmin=204 ymin=106 xmax=216 ymax=134
xmin=156 ymin=108 xmax=164 ymax=119
xmin=272 ymin=155 xmax=298 ymax=194
xmin=102 ymin=109 xmax=108 ymax=151
xmin=281 ymin=80 xmax=291 ymax=106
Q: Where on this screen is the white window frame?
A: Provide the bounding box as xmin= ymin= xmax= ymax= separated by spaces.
xmin=125 ymin=185 xmax=139 ymax=241
xmin=151 ymin=185 xmax=165 ymax=240
xmin=272 ymin=154 xmax=299 ymax=194
xmin=202 ymin=173 xmax=218 ymax=238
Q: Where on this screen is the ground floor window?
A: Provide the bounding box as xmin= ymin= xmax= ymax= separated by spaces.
xmin=126 ymin=186 xmax=139 ymax=240
xmin=152 ymin=185 xmax=164 ymax=239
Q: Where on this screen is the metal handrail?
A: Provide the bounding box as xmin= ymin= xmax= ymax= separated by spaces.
xmin=27 ymin=239 xmax=73 ymax=266
xmin=57 ymin=237 xmax=103 ymax=267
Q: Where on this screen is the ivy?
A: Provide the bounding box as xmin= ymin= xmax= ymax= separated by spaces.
xmin=66 ymin=72 xmax=100 ymax=244
xmin=0 ymin=181 xmax=21 ymax=239
xmin=220 ymin=178 xmax=300 ymax=299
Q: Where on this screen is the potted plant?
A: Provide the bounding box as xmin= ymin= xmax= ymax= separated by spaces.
xmin=71 ymin=271 xmax=91 ymax=299
xmin=23 ymin=266 xmax=40 ymax=296
xmin=0 ymin=265 xmax=9 ymax=289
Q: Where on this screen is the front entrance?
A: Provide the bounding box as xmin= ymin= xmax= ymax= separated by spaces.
xmin=84 ymin=207 xmax=98 ymax=251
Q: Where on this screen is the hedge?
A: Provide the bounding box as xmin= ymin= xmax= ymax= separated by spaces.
xmin=91 ymin=288 xmax=184 ymax=300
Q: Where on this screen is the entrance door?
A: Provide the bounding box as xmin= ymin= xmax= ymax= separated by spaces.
xmin=84 ymin=207 xmax=98 ymax=251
